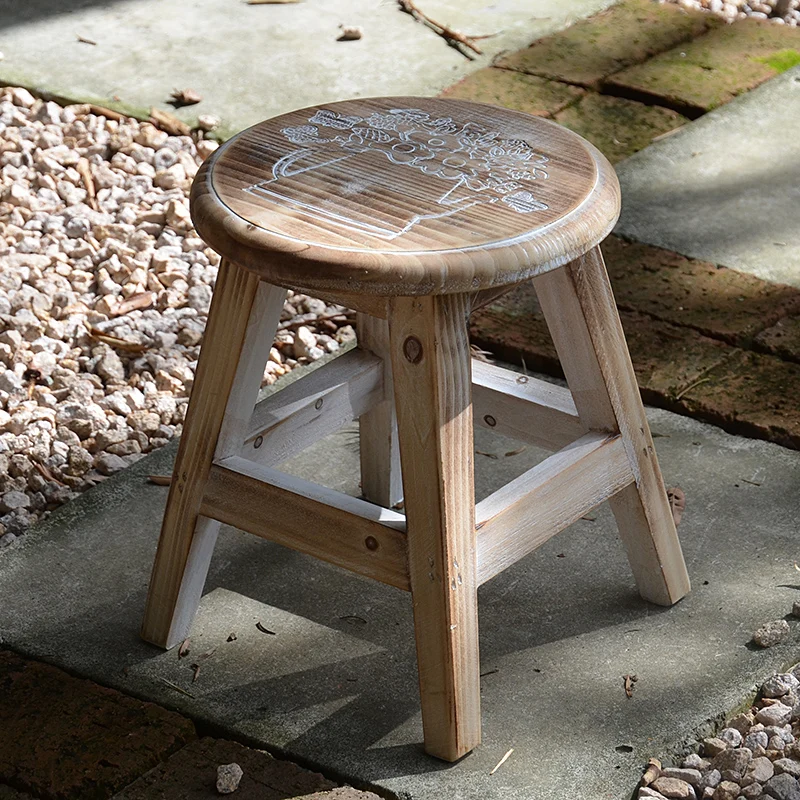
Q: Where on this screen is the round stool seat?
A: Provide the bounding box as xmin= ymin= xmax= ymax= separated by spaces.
xmin=191 ymin=97 xmax=620 ymax=296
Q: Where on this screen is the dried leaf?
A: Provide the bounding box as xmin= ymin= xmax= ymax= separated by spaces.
xmin=77 ymin=34 xmax=97 ymax=45
xmin=226 ymin=632 xmax=238 ymax=642
xmin=623 ymin=673 xmax=638 ymax=699
xmin=256 ymin=621 xmax=276 ymax=635
xmin=178 ymin=638 xmax=191 ymax=659
xmin=170 ymin=88 xmax=202 ymax=106
xmin=475 ymin=450 xmax=498 ymax=459
xmin=147 ymin=475 xmax=172 ymax=486
xmin=504 ymin=447 xmax=526 ymax=458
xmin=339 ymin=615 xmax=367 ymax=626
xmin=149 ymin=107 xmax=191 ymax=136
xmin=191 ymin=663 xmax=201 ymax=683
xmin=112 ymin=292 xmax=155 ymax=317
xmin=667 ymin=486 xmax=686 ymax=527
xmin=338 ymin=25 xmax=363 ymax=40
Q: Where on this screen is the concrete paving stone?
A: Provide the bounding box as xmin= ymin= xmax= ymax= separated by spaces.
xmin=0 ymin=651 xmax=196 ymax=800
xmin=755 ymin=316 xmax=800 ymax=364
xmin=607 ymin=19 xmax=800 ymax=116
xmin=438 ymin=67 xmax=584 ymax=117
xmin=113 ymin=738 xmax=379 ymax=800
xmin=602 ymin=236 xmax=800 ymax=345
xmin=678 ymin=349 xmax=800 ymax=449
xmin=614 ymin=65 xmax=800 ymax=286
xmin=4 ymin=392 xmax=800 ymax=800
xmin=495 ymin=0 xmax=719 ymax=88
xmin=554 ymin=93 xmax=689 ymax=163
xmin=469 ymin=280 xmax=734 ymax=401
xmin=0 ymin=0 xmax=615 ymax=137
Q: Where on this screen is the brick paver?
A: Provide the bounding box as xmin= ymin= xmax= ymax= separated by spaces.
xmin=607 ymin=19 xmax=800 ymax=114
xmin=554 ymin=93 xmax=688 ymax=163
xmin=113 ymin=738 xmax=380 ymax=800
xmin=755 ymin=315 xmax=800 ymax=363
xmin=495 ymin=0 xmax=719 ymax=88
xmin=0 ymin=651 xmax=196 ymax=800
xmin=440 ymin=67 xmax=584 ymax=117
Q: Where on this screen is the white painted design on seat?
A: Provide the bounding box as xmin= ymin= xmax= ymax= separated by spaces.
xmin=244 ymin=107 xmax=550 ymax=239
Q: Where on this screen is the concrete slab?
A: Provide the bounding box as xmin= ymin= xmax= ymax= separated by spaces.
xmin=614 ymin=65 xmax=800 ymax=288
xmin=0 ymin=0 xmax=615 ymax=137
xmin=3 ymin=360 xmax=800 ymax=800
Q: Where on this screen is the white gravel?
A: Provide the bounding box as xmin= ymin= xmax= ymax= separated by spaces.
xmin=664 ymin=0 xmax=800 ymax=25
xmin=0 ymin=87 xmax=355 ymax=544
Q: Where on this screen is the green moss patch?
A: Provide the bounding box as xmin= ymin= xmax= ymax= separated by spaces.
xmin=757 ymin=49 xmax=800 ymax=73
xmin=496 ymin=0 xmax=719 ymax=88
xmin=554 ymin=94 xmax=688 ymax=163
xmin=439 ymin=67 xmax=584 ymax=117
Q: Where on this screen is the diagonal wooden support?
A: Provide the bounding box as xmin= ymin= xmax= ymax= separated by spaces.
xmin=534 ymin=246 xmax=691 ymax=606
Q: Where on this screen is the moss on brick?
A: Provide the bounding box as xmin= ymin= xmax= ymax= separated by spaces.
xmin=606 ymin=18 xmax=800 ymax=114
xmin=554 ymin=94 xmax=688 ymax=163
xmin=496 ymin=0 xmax=719 ymax=88
xmin=439 ymin=67 xmax=583 ymax=117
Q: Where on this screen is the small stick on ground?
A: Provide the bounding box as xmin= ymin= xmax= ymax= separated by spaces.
xmin=397 ymin=0 xmax=485 ymax=57
xmin=76 ymin=158 xmax=97 ymax=211
xmin=489 ymin=748 xmax=514 ymax=775
xmin=147 ymin=475 xmax=172 ymax=486
xmin=160 ymin=677 xmax=195 ymax=698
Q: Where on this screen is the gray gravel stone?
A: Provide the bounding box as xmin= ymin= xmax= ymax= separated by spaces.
xmin=764 ymin=773 xmax=800 ymax=800
xmin=753 ymin=620 xmax=791 ymax=648
xmin=216 ymin=762 xmax=243 ymax=794
xmin=757 ymin=705 xmax=793 ymax=727
xmin=764 ymin=675 xmax=800 ymax=699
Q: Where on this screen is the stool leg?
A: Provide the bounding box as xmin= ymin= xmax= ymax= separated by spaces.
xmin=356 ymin=313 xmax=403 ymax=507
xmin=141 ymin=261 xmax=286 ymax=648
xmin=534 ymin=246 xmax=691 ymax=606
xmin=389 ymin=294 xmax=480 ymax=762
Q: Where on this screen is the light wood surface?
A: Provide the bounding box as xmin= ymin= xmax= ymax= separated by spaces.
xmin=357 ymin=314 xmax=404 ymax=508
xmin=534 ymin=247 xmax=691 ymax=606
xmin=476 ymin=433 xmax=634 ymax=585
xmin=389 ymin=293 xmax=480 ymax=761
xmin=202 ymin=457 xmax=409 ymax=591
xmin=244 ymin=348 xmax=384 ymax=467
xmin=471 ymin=360 xmax=585 ymax=451
xmin=191 ymin=97 xmax=620 ymax=296
xmin=141 ymin=266 xmax=285 ymax=648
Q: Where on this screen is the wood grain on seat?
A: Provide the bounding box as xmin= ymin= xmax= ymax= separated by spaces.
xmin=191 ymin=97 xmax=620 ymax=296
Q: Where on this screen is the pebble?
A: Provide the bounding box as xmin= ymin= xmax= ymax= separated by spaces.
xmin=216 ymin=762 xmax=243 ymax=794
xmin=664 ymin=0 xmax=800 ymax=25
xmin=754 ymin=620 xmax=791 ymax=648
xmin=764 ymin=675 xmax=800 ymax=699
xmin=0 ymin=86 xmax=354 ymax=536
xmin=757 ymin=704 xmax=793 ymax=727
xmin=652 ymin=777 xmax=697 ymax=799
xmin=764 ymin=773 xmax=800 ymax=800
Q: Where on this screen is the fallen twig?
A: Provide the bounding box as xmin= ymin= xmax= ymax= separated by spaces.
xmin=160 ymin=677 xmax=195 ymax=698
xmin=489 ymin=748 xmax=514 ymax=775
xmin=147 ymin=475 xmax=172 ymax=486
xmin=150 ymin=107 xmax=192 ymax=136
xmin=34 ymin=461 xmax=67 ymax=487
xmin=88 ymin=104 xmax=126 ymax=122
xmin=77 ymin=35 xmax=97 ymax=45
xmin=111 ymin=292 xmax=156 ymax=317
xmin=398 ymin=0 xmax=485 ymax=57
xmin=76 ymin=158 xmax=98 ymax=211
xmin=87 ymin=326 xmax=149 ymax=353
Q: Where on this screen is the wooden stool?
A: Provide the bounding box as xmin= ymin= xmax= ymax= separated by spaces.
xmin=141 ymin=98 xmax=690 ymax=762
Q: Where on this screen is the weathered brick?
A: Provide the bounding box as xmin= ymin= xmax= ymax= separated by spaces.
xmin=0 ymin=651 xmax=196 ymax=800
xmin=439 ymin=67 xmax=583 ymax=117
xmin=677 ymin=349 xmax=800 ymax=449
xmin=496 ymin=0 xmax=719 ymax=88
xmin=606 ymin=18 xmax=800 ymax=114
xmin=112 ymin=738 xmax=380 ymax=800
xmin=554 ymin=94 xmax=688 ymax=163
xmin=602 ymin=236 xmax=800 ymax=345
xmin=469 ymin=280 xmax=731 ymax=400
xmin=755 ymin=315 xmax=800 ymax=364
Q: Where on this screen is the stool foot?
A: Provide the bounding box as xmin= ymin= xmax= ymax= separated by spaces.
xmin=535 ymin=246 xmax=690 ymax=607
xmin=141 ymin=263 xmax=286 ymax=648
xmin=389 ymin=294 xmax=481 ymax=762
